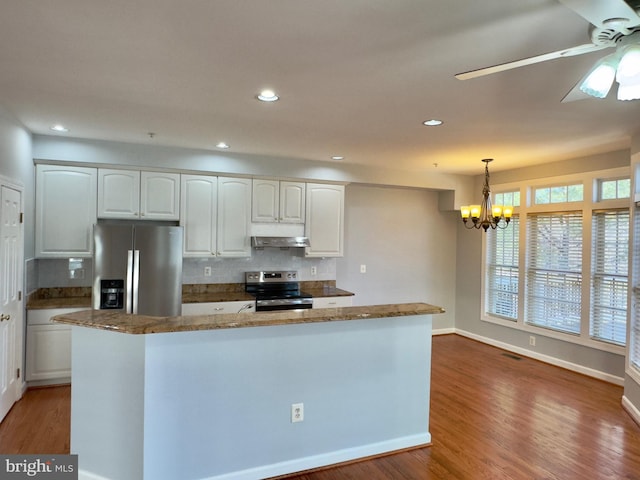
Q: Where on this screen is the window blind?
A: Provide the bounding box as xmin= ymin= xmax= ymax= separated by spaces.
xmin=526 ymin=212 xmax=582 ymax=334
xmin=632 ymin=208 xmax=640 ymax=370
xmin=591 ymin=210 xmax=628 ymax=345
xmin=486 ymin=216 xmax=519 ymax=319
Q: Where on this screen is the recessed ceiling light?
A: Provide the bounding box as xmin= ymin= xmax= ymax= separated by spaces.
xmin=50 ymin=124 xmax=69 ymax=132
xmin=257 ymin=89 xmax=279 ymax=102
xmin=331 ymin=156 xmax=344 ymax=161
xmin=422 ymin=119 xmax=443 ymax=126
xmin=216 ymin=142 xmax=230 ymax=149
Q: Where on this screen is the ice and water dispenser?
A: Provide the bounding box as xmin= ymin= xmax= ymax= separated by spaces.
xmin=99 ymin=279 xmax=124 ymax=309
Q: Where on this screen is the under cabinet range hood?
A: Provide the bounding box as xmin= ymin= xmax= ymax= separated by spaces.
xmin=251 ymin=236 xmax=311 ymax=248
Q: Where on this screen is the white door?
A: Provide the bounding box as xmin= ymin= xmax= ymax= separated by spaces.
xmin=1 ymin=185 xmax=22 ymax=422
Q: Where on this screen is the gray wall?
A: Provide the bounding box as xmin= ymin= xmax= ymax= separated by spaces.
xmin=0 ymin=106 xmax=34 ymax=258
xmin=32 ymin=134 xmax=470 ymax=200
xmin=336 ymin=185 xmax=456 ymax=330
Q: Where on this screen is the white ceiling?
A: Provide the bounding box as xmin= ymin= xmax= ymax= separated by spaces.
xmin=1 ymin=0 xmax=639 ymax=175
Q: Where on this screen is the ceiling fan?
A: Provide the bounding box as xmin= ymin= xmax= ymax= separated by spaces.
xmin=455 ymin=0 xmax=640 ymax=101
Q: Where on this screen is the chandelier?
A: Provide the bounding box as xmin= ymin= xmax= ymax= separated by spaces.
xmin=460 ymin=159 xmax=512 ymax=231
xmin=579 ymin=30 xmax=640 ymax=101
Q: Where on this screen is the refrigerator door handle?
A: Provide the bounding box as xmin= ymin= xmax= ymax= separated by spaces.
xmin=132 ymin=249 xmax=140 ymax=315
xmin=126 ymin=250 xmax=134 ymax=314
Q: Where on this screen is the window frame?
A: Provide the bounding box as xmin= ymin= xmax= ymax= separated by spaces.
xmin=481 ymin=167 xmax=629 ymax=356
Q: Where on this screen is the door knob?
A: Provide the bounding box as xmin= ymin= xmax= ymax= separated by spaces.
xmin=0 ymin=314 xmax=10 ymax=321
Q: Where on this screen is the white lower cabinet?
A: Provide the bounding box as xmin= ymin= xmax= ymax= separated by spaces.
xmin=26 ymin=308 xmax=84 ymax=383
xmin=313 ymin=296 xmax=353 ymax=308
xmin=181 ymin=301 xmax=255 ymax=315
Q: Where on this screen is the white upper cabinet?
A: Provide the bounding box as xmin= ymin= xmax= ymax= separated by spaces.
xmin=35 ymin=164 xmax=97 ymax=258
xmin=217 ymin=177 xmax=252 ymax=257
xmin=305 ymin=183 xmax=345 ymax=257
xmin=181 ymin=175 xmax=251 ymax=258
xmin=140 ymin=171 xmax=180 ymax=220
xmin=98 ymin=169 xmax=180 ymax=220
xmin=280 ymin=181 xmax=306 ymax=223
xmin=180 ymin=174 xmax=217 ymax=257
xmin=97 ymin=169 xmax=140 ymax=218
xmin=252 ymin=179 xmax=305 ymax=224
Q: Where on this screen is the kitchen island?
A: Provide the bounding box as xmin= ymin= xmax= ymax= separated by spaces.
xmin=53 ymin=303 xmax=443 ymax=480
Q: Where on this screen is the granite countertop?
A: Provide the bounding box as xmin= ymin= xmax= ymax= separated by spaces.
xmin=52 ymin=303 xmax=444 ymax=335
xmin=28 ymin=281 xmax=355 ymax=309
xmin=27 ymin=287 xmax=92 ymax=309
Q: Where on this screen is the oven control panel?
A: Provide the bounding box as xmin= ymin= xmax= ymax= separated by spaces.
xmin=245 ymin=271 xmax=298 ymax=283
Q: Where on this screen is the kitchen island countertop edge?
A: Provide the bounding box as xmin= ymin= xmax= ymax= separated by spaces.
xmin=51 ymin=302 xmax=444 ymax=334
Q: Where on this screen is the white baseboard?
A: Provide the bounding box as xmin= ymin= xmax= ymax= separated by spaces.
xmin=622 ymin=395 xmax=640 ymax=427
xmin=455 ymin=329 xmax=625 ymax=386
xmin=79 ymin=470 xmax=111 ymax=480
xmin=77 ymin=434 xmax=430 ymax=480
xmin=433 ymin=327 xmax=455 ymax=336
xmin=206 ymin=433 xmax=431 ymax=480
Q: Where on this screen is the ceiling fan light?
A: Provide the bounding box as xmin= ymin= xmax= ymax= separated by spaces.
xmin=617 ymin=46 xmax=640 ymax=79
xmin=579 ymin=57 xmax=617 ymax=98
xmin=617 ymin=83 xmax=640 ymax=101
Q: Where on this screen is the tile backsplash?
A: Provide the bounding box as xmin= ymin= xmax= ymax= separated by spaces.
xmin=30 ymin=249 xmax=335 ymax=291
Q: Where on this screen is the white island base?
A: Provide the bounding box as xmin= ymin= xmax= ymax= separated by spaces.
xmin=70 ymin=313 xmax=433 ymax=480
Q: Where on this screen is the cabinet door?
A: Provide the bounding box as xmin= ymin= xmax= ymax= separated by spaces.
xmin=252 ymin=179 xmax=279 ymax=223
xmin=280 ymin=181 xmax=305 ymax=223
xmin=98 ymin=169 xmax=140 ymax=219
xmin=305 ymin=183 xmax=345 ymax=257
xmin=181 ymin=301 xmax=255 ymax=315
xmin=180 ymin=174 xmax=217 ymax=257
xmin=141 ymin=172 xmax=180 ymax=220
xmin=217 ymin=177 xmax=251 ymax=257
xmin=26 ymin=324 xmax=71 ymax=382
xmin=313 ymin=296 xmax=353 ymax=308
xmin=36 ymin=165 xmax=97 ymax=258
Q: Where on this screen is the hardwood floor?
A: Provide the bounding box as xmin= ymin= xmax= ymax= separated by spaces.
xmin=0 ymin=384 xmax=70 ymax=454
xmin=1 ymin=335 xmax=639 ymax=479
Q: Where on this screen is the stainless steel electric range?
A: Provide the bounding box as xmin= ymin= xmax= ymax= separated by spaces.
xmin=245 ymin=271 xmax=313 ymax=311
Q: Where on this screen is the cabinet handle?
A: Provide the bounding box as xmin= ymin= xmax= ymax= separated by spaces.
xmin=0 ymin=313 xmax=10 ymax=321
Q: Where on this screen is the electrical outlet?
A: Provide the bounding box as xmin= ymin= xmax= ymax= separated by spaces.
xmin=291 ymin=403 xmax=304 ymax=423
xmin=529 ymin=335 xmax=536 ymax=347
xmin=360 ymin=264 xmax=367 ymax=273
xmin=204 ymin=266 xmax=212 ymax=277
xmin=311 ymin=266 xmax=317 ymax=276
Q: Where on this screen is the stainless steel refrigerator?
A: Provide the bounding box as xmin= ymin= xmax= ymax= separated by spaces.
xmin=92 ymin=223 xmax=183 ymax=316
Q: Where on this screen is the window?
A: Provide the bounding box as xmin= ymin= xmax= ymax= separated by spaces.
xmin=591 ymin=210 xmax=629 ymax=345
xmin=631 ymin=208 xmax=640 ymax=371
xmin=534 ymin=184 xmax=583 ymax=204
xmin=525 ymin=212 xmax=583 ymax=335
xmin=598 ymin=178 xmax=630 ymax=200
xmin=483 ymin=172 xmax=630 ymax=351
xmin=495 ymin=191 xmax=520 ymax=207
xmin=486 ymin=216 xmax=519 ymax=320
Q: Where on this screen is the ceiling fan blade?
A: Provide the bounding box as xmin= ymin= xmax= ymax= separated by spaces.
xmin=455 ymin=43 xmax=609 ymax=80
xmin=560 ymin=80 xmax=592 ymax=102
xmin=558 ymin=0 xmax=640 ymax=29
